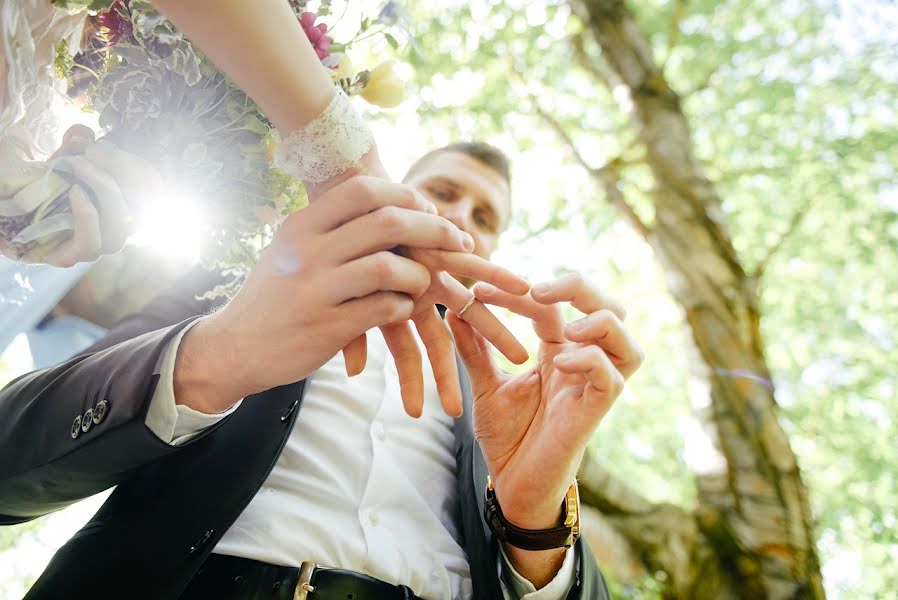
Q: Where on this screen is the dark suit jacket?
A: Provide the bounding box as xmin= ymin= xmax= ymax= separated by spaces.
xmin=0 ymin=268 xmax=609 ymax=599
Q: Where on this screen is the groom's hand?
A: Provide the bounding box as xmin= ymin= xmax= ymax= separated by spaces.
xmin=174 ymin=177 xmax=473 ymax=414
xmin=447 ymin=273 xmax=643 ymax=587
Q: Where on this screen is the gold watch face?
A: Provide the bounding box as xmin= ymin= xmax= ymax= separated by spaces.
xmin=563 ymin=481 xmax=580 ymax=538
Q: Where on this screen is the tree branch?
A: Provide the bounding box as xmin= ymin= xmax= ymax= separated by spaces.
xmin=509 ymin=69 xmax=651 ymax=238
xmin=571 ymin=31 xmax=617 ymax=90
xmin=660 ymin=0 xmax=687 ymax=72
xmin=578 ymin=450 xmax=699 ymax=591
xmin=752 ymin=194 xmax=816 ymax=279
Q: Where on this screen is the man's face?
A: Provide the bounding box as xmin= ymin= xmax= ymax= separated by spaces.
xmin=404 ymin=151 xmax=511 ymax=284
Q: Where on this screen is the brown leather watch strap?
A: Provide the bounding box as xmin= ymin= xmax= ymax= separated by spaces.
xmin=483 ymin=478 xmax=579 ymax=551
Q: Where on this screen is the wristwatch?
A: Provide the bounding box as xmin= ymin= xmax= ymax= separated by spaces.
xmin=483 ymin=476 xmax=580 ymax=551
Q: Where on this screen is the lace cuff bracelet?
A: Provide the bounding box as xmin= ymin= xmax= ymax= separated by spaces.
xmin=272 ymin=88 xmax=375 ymax=184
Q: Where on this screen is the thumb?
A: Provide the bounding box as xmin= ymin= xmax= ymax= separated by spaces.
xmin=50 ymin=125 xmax=96 ymax=159
xmin=446 ymin=311 xmax=504 ymax=398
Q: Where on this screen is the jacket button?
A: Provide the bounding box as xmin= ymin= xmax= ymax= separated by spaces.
xmin=81 ymin=408 xmax=94 ymax=433
xmin=71 ymin=415 xmax=82 ymax=439
xmin=92 ymin=400 xmax=109 ymax=425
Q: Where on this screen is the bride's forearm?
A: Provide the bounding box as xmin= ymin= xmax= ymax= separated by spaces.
xmin=152 ymin=0 xmax=335 ymax=134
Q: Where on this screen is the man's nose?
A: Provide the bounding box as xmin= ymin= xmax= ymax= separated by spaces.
xmin=440 ymin=200 xmax=472 ymax=233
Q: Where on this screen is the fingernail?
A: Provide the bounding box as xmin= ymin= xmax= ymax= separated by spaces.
xmin=462 ymin=233 xmax=475 ymax=251
xmin=533 ymin=282 xmax=550 ymax=295
xmin=477 ymin=283 xmax=496 ymax=295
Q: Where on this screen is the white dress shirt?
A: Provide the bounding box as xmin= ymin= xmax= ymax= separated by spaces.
xmin=146 ymin=324 xmax=577 ymax=599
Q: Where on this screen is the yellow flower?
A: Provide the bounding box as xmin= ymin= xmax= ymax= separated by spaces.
xmin=361 ymin=60 xmax=406 ymax=108
xmin=331 ymin=53 xmax=355 ymax=82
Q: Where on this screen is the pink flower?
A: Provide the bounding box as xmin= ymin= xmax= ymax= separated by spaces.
xmin=97 ymin=1 xmax=131 ymax=47
xmin=299 ymin=12 xmax=333 ymax=62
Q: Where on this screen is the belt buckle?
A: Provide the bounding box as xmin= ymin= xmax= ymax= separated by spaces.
xmin=293 ymin=561 xmax=318 ymax=600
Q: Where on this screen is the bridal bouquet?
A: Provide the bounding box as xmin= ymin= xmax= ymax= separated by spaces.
xmin=1 ymin=0 xmax=409 ymax=287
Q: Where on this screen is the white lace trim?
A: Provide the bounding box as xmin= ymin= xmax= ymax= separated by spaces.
xmin=272 ymin=88 xmax=374 ymax=183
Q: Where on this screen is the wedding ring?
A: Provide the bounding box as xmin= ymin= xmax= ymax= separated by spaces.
xmin=457 ymin=295 xmax=477 ymax=319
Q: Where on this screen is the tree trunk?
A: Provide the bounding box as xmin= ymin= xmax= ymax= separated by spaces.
xmin=565 ymin=1 xmax=825 ymax=597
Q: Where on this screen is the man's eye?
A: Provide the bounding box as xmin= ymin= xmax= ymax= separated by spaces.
xmin=429 ymin=187 xmax=452 ymax=200
xmin=474 ymin=210 xmax=496 ymax=231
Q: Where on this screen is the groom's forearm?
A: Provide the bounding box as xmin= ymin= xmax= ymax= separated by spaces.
xmin=173 ymin=316 xmax=250 ymax=414
xmin=495 ymin=479 xmax=574 ymax=588
xmin=500 ymin=502 xmax=569 ymax=588
xmin=502 ymin=543 xmax=568 ymax=590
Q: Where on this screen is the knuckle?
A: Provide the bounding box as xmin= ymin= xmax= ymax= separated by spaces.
xmin=383 ymin=294 xmax=414 ymax=322
xmin=594 ymin=309 xmax=619 ymax=329
xmin=610 ymin=372 xmax=626 ymax=396
xmin=373 ymin=206 xmax=405 ymax=236
xmin=372 ymin=252 xmax=398 ymax=284
xmin=441 ymin=218 xmax=461 ymax=246
xmin=411 ymin=265 xmax=432 ymax=296
xmin=395 ymin=186 xmax=417 ymax=209
xmin=583 ymin=346 xmax=605 ymax=363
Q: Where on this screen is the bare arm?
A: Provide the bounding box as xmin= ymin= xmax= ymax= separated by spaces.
xmin=152 ymin=0 xmax=335 ymax=134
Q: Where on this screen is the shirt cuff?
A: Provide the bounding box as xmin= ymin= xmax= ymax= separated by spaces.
xmin=145 ymin=320 xmax=242 ymax=446
xmin=497 ymin=544 xmax=578 ymax=600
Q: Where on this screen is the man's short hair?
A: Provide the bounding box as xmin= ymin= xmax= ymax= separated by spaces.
xmin=404 ymin=141 xmax=511 ymax=186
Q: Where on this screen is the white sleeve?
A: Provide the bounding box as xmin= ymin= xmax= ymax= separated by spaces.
xmin=498 ymin=544 xmax=578 ymax=600
xmin=145 ymin=320 xmax=242 ymax=446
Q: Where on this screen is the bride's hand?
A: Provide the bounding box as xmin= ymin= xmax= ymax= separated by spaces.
xmin=341 ymin=221 xmax=530 ymax=419
xmin=6 ymin=126 xmax=161 ymax=268
xmin=306 ymin=148 xmax=529 ymax=417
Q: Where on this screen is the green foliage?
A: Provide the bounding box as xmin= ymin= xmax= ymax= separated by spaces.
xmin=407 ymin=0 xmax=897 ymax=596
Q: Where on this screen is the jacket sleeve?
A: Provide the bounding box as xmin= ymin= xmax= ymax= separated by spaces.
xmin=0 ymin=267 xmax=225 ymax=524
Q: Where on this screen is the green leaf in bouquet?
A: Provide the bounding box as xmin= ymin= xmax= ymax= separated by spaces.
xmin=0 ymin=166 xmax=46 ymax=198
xmin=129 ymin=2 xmax=203 ymax=85
xmin=54 ymin=39 xmax=74 ymax=82
xmin=11 ymin=213 xmax=75 ymax=246
xmin=384 ymin=32 xmax=400 ymax=50
xmin=242 ymin=115 xmax=270 ymax=136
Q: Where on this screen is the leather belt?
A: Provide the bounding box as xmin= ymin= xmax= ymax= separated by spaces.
xmin=180 ymin=553 xmax=424 ymax=600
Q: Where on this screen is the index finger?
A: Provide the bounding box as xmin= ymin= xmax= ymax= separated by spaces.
xmin=404 ymin=248 xmax=530 ymax=296
xmin=530 ymin=273 xmax=626 ymax=320
xmin=304 ymin=176 xmax=437 ymax=233
xmin=472 ymin=283 xmax=565 ymax=343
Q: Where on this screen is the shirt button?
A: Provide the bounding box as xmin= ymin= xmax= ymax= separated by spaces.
xmin=373 ymin=421 xmax=386 ymax=441
xmin=367 ymin=509 xmax=379 ymax=526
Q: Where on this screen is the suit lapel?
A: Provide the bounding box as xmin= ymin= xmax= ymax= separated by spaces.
xmin=452 ymin=350 xmax=503 ymax=600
